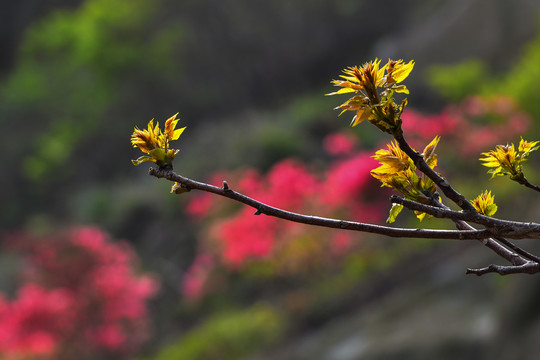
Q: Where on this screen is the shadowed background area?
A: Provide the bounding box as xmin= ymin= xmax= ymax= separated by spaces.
xmin=2 ymin=0 xmax=540 ymax=359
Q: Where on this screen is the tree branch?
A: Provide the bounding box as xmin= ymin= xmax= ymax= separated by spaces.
xmin=390 ymin=196 xmax=540 ymax=239
xmin=405 ymin=194 xmax=535 ymax=263
xmin=493 ymin=236 xmax=540 ymax=263
xmin=148 ymin=167 xmax=493 ymax=240
xmin=392 ymin=194 xmax=540 ymax=273
xmin=149 ymin=166 xmax=540 ymax=275
xmin=390 ymin=134 xmax=540 ymax=274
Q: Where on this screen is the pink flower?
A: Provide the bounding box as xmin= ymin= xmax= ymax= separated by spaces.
xmin=181 ymin=255 xmax=214 ymax=301
xmin=72 ymin=226 xmax=107 ymax=253
xmin=401 ymin=108 xmax=459 ymax=142
xmin=186 ymin=193 xmax=214 ymax=218
xmin=89 ymin=324 xmax=126 ymax=350
xmin=238 ymin=169 xmax=264 ymax=195
xmin=219 ymin=211 xmax=277 ymax=266
xmin=265 ymin=160 xmax=319 ymax=209
xmin=324 ymin=133 xmax=357 ymax=156
xmin=321 ymin=153 xmax=377 ymax=208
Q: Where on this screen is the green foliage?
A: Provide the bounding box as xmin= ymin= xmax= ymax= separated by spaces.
xmin=489 ymin=31 xmax=540 ymax=122
xmin=1 ymin=0 xmax=184 ymax=181
xmin=427 ymin=27 xmax=540 ymax=125
xmin=286 ymin=91 xmax=337 ymax=126
xmin=19 ymin=0 xmax=157 ymax=76
xmin=147 ymin=305 xmax=285 ymax=360
xmin=426 ymin=59 xmax=489 ymax=102
xmin=255 ymin=125 xmax=304 ymax=168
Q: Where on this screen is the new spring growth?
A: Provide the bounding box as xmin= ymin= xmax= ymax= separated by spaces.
xmin=130 ymin=113 xmax=186 ymax=168
xmin=327 ymin=58 xmax=414 ymax=134
xmin=480 ymin=138 xmax=539 ymax=182
xmin=471 ymin=190 xmax=498 ymax=217
xmin=371 ymin=136 xmax=440 ymax=223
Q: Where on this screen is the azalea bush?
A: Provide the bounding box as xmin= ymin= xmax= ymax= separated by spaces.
xmin=0 ymin=227 xmax=158 ymax=360
xmin=131 ymin=58 xmax=540 ymax=276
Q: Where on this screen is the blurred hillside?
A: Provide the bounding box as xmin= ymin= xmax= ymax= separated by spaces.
xmin=2 ymin=0 xmax=540 ymax=359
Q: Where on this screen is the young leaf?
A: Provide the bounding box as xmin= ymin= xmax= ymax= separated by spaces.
xmin=387 ymin=203 xmax=404 ymax=224
xmin=131 ymin=155 xmax=154 ymax=166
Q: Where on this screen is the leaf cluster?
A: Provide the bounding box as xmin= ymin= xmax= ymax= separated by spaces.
xmin=131 ymin=113 xmax=185 ymax=168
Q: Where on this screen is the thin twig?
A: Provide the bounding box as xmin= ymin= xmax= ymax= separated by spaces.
xmin=520 ymin=176 xmax=540 ymax=193
xmin=451 ymin=219 xmax=527 ymax=267
xmin=493 ymin=236 xmax=540 ymax=263
xmin=466 ymin=262 xmax=540 ymax=276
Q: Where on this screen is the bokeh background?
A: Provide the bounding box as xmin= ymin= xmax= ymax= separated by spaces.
xmin=2 ymin=0 xmax=540 ymax=359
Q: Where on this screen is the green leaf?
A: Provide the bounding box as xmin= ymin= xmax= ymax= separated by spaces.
xmin=485 ymin=203 xmax=498 ymax=217
xmin=387 ymin=203 xmax=403 ymax=224
xmin=131 ymin=155 xmax=154 ymax=166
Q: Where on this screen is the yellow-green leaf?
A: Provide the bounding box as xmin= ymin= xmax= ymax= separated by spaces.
xmin=387 ymin=203 xmax=404 ymax=224
xmin=325 ymin=87 xmax=356 ymax=96
xmin=393 ymin=85 xmax=409 ymax=94
xmin=131 ymin=155 xmax=154 ymax=166
xmin=150 ymin=148 xmax=167 ymax=162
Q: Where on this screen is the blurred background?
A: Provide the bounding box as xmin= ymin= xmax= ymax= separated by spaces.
xmin=2 ymin=0 xmax=540 ymax=359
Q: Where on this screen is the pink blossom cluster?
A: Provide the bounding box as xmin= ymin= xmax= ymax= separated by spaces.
xmin=183 ymin=134 xmax=386 ymax=299
xmin=0 ymin=227 xmax=158 ymax=359
xmin=190 ymin=156 xmax=382 ymax=268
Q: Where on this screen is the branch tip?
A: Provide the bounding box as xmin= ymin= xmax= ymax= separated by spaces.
xmin=466 ymin=262 xmax=540 ymax=276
